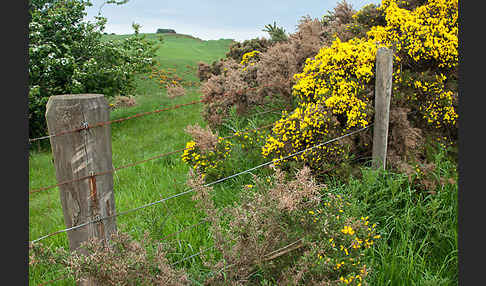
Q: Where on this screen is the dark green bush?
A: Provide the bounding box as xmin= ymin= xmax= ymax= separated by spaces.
xmin=262 ymin=21 xmax=288 ymax=43
xmin=225 ymin=37 xmax=273 ymax=62
xmin=28 ymin=0 xmax=157 ymax=139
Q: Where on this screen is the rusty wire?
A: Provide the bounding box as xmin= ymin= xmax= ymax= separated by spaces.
xmin=28 ymin=99 xmax=203 ymax=143
xmin=28 ymin=81 xmax=286 ymax=143
xmin=29 ymin=122 xmax=275 ymax=195
xmin=29 ymin=126 xmax=370 ymax=245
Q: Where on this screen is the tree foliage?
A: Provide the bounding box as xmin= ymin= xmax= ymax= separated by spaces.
xmin=28 ymin=0 xmax=157 ymax=138
xmin=262 ymin=21 xmax=288 ymax=42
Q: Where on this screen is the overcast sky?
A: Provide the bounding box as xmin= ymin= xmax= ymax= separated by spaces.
xmin=85 ymin=0 xmax=381 ymax=42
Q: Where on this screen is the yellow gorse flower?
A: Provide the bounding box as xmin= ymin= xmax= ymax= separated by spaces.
xmin=262 ymin=0 xmax=458 ymax=167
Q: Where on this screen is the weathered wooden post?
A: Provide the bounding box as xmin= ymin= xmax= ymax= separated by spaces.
xmin=372 ymin=47 xmax=394 ymax=170
xmin=46 ymin=94 xmax=117 ymax=285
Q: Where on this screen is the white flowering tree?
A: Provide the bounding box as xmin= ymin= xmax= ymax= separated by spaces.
xmin=28 ymin=0 xmax=157 ymax=138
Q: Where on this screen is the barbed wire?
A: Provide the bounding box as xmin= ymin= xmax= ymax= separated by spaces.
xmin=29 ymin=122 xmax=275 ymax=195
xmin=28 ymin=80 xmax=297 ymax=144
xmin=28 ymin=99 xmax=203 ymax=143
xmin=29 ymin=125 xmax=370 ymax=245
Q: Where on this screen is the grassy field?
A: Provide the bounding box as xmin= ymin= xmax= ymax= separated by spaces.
xmin=29 ymin=33 xmax=457 ymax=285
xmin=29 ymin=33 xmax=239 ymax=285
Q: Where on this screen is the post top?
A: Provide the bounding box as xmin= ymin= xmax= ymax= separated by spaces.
xmin=46 ymin=94 xmax=108 ymax=118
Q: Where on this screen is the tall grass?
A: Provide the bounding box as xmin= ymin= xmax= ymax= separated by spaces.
xmin=340 ymin=149 xmax=458 ymax=285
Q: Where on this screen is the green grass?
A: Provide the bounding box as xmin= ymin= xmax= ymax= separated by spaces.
xmin=342 ymin=150 xmax=458 ymax=285
xmin=29 ymin=32 xmax=457 ymax=286
xmin=29 ymin=33 xmax=234 ymax=285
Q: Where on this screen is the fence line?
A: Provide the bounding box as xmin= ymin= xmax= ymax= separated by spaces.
xmin=29 ymin=122 xmax=275 ymax=195
xmin=29 ymin=125 xmax=370 ymax=245
xmin=35 ymin=184 xmax=365 ymax=286
xmin=28 ymin=80 xmax=299 ymax=144
xmin=29 ymin=99 xmax=203 ymax=143
xmin=32 ymin=48 xmax=395 ymax=285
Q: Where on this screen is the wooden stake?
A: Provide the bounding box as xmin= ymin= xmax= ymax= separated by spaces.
xmin=372 ymin=47 xmax=394 ymax=170
xmin=45 ymin=94 xmax=117 ymax=285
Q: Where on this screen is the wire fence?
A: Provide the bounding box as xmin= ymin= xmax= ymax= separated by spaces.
xmin=28 ymin=99 xmax=203 ymax=143
xmin=28 ymin=81 xmax=290 ymax=144
xmin=29 ymin=117 xmax=375 ymax=286
xmin=29 ymin=125 xmax=370 ymax=245
xmin=29 ymin=47 xmax=402 ymax=285
xmin=29 ymin=122 xmax=275 ymax=195
xmin=28 ymin=87 xmax=378 ymax=285
xmin=29 ymin=99 xmax=375 ymax=286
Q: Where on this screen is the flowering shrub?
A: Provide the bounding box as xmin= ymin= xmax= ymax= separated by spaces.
xmin=187 ymin=167 xmax=379 ymax=285
xmin=284 ymin=193 xmax=380 ymax=286
xmin=240 ymin=50 xmax=261 ymax=66
xmin=181 ymin=124 xmax=232 ymax=178
xmin=367 ymin=0 xmax=458 ymax=127
xmin=200 ymin=58 xmax=261 ymax=127
xmin=262 ymin=0 xmax=458 ymax=173
xmin=28 ymin=0 xmax=157 ymax=138
xmin=233 ymin=127 xmax=269 ymax=151
xmin=225 ymin=37 xmax=272 ymax=62
xmin=199 ymin=2 xmax=362 ymax=130
xmin=197 ymin=60 xmax=225 ymax=82
xmin=149 ymin=65 xmax=198 ymax=89
xmin=261 ymin=104 xmax=351 ymax=172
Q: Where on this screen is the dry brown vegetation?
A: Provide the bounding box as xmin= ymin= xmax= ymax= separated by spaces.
xmin=30 ymin=232 xmax=190 ymax=286
xmin=197 ymin=1 xmax=364 ymax=129
xmin=166 ymin=83 xmax=186 ymax=98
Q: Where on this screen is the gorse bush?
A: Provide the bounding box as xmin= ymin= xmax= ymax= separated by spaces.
xmin=198 ymin=1 xmax=363 ymax=129
xmin=225 ymin=37 xmax=273 ymax=62
xmin=181 ymin=124 xmax=232 ymax=179
xmin=200 ymin=58 xmax=262 ymax=127
xmin=166 ymin=83 xmax=186 ymax=98
xmin=187 ymin=167 xmax=380 ymax=285
xmin=261 ymin=0 xmax=458 ymax=176
xmin=28 ymin=0 xmax=157 ymax=138
xmin=29 ymin=231 xmax=190 ymax=285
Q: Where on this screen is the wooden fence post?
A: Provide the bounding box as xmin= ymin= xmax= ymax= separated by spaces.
xmin=372 ymin=47 xmax=394 ymax=170
xmin=46 ymin=94 xmax=117 ymax=285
